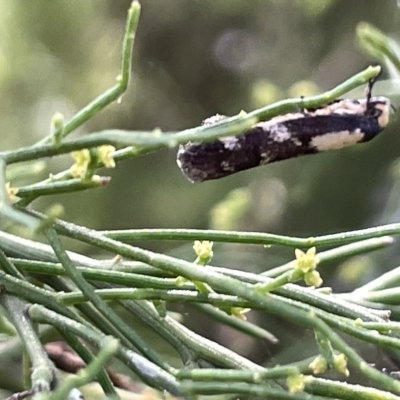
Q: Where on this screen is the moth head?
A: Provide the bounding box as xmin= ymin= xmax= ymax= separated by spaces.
xmin=367 ymin=96 xmax=391 ymax=128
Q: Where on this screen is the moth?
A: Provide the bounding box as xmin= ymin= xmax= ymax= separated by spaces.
xmin=177 ymin=82 xmax=391 ymax=182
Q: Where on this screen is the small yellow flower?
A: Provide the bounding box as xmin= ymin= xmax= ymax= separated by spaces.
xmin=333 ymin=353 xmax=349 ymax=376
xmin=193 ymin=240 xmax=213 ymax=265
xmin=304 ymin=270 xmax=323 ymax=287
xmin=5 ymin=182 xmax=19 ymax=202
xmin=70 ymin=149 xmax=90 ymax=177
xmin=354 ymin=318 xmax=363 ymax=326
xmin=309 ymin=356 xmax=327 ymax=374
xmin=295 ymin=247 xmax=319 ymax=273
xmin=287 ymin=374 xmax=310 ymax=393
xmin=98 ymin=145 xmax=116 ymax=168
xmin=230 ymin=307 xmax=250 ymax=320
xmin=51 ymin=112 xmax=64 ymax=130
xmin=51 ymin=112 xmax=64 ymax=146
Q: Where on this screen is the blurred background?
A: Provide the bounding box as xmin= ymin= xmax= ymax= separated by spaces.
xmin=2 ymin=0 xmax=400 ymax=382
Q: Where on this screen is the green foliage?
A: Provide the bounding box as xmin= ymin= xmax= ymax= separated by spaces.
xmin=0 ymin=1 xmax=400 ymax=400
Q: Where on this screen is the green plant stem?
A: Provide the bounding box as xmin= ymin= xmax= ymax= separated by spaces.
xmin=354 ymin=287 xmax=400 ymax=305
xmin=2 ymin=130 xmax=172 ymax=164
xmin=357 ymin=320 xmax=400 ymax=332
xmin=353 ymin=264 xmax=400 ymax=293
xmin=213 ymin=266 xmax=387 ymax=321
xmin=48 ymin=337 xmax=119 ymax=400
xmin=0 ymin=268 xmax=83 ymax=322
xmin=256 ymin=271 xmax=293 ymax=292
xmin=0 ymin=65 xmax=380 ymax=216
xmin=29 ymin=304 xmax=183 ymax=397
xmin=16 ymin=177 xmax=109 ymax=198
xmin=6 ymin=160 xmax=45 ymax=181
xmin=247 ymin=65 xmax=380 ymax=121
xmin=268 ymin=294 xmax=400 ymax=353
xmin=0 ymin=0 xmax=135 ymax=228
xmin=263 ymin=236 xmax=393 ymax=277
xmin=96 ymin=274 xmax=257 ymax=371
xmin=5 ymin=66 xmax=379 ymax=167
xmin=105 ymin=272 xmax=265 ymax=372
xmin=163 ymin=312 xmax=265 ymax=371
xmin=34 ymin=1 xmax=141 ymax=147
xmin=63 ymin=218 xmax=387 ymax=321
xmin=2 ymin=225 xmax=389 ymax=323
xmin=65 ymin=285 xmax=389 ymax=334
xmin=44 ymin=228 xmax=171 ymax=372
xmin=0 ymin=159 xmax=39 ymax=230
xmin=357 ymin=23 xmax=400 ymax=72
xmin=57 ymin=285 xmax=400 ymax=354
xmin=0 ymin=66 xmax=380 ymax=218
xmin=182 ymin=376 xmax=400 ymax=399
xmin=0 ymin=230 xmax=104 ymax=267
xmin=61 ymin=330 xmax=118 ymax=399
xmin=113 ymin=267 xmax=400 ymax=358
xmin=5 ymin=118 xmax=257 ymax=208
xmin=2 ymin=230 xmax=390 ymax=273
xmin=0 ymin=295 xmax=56 ymax=395
xmin=306 ymin=376 xmax=400 ymax=400
xmin=49 ymin=217 xmax=400 ymax=393
xmin=192 ymin=303 xmax=279 ymax=343
xmin=112 ymin=296 xmax=198 ymax=367
xmin=55 ymin=285 xmax=373 ymax=321
xmin=57 ymin=288 xmax=221 ymax=305
xmin=101 ymin=227 xmax=395 ymax=249
xmin=0 ymin=250 xmax=25 ymax=279
xmin=180 ymin=381 xmax=327 ymax=399
xmin=1 ymin=117 xmax=256 ymax=165
xmin=44 ymin=273 xmax=160 ymax=376
xmin=314 ymin=329 xmax=334 ymax=367
xmin=4 ymin=235 xmax=387 ymax=324
xmin=116 ymin=292 xmax=264 ymax=371
xmin=51 ymin=217 xmax=385 ymax=322
xmin=176 ymin=362 xmax=306 ymax=381
xmin=12 ymin=258 xmax=181 ymax=289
